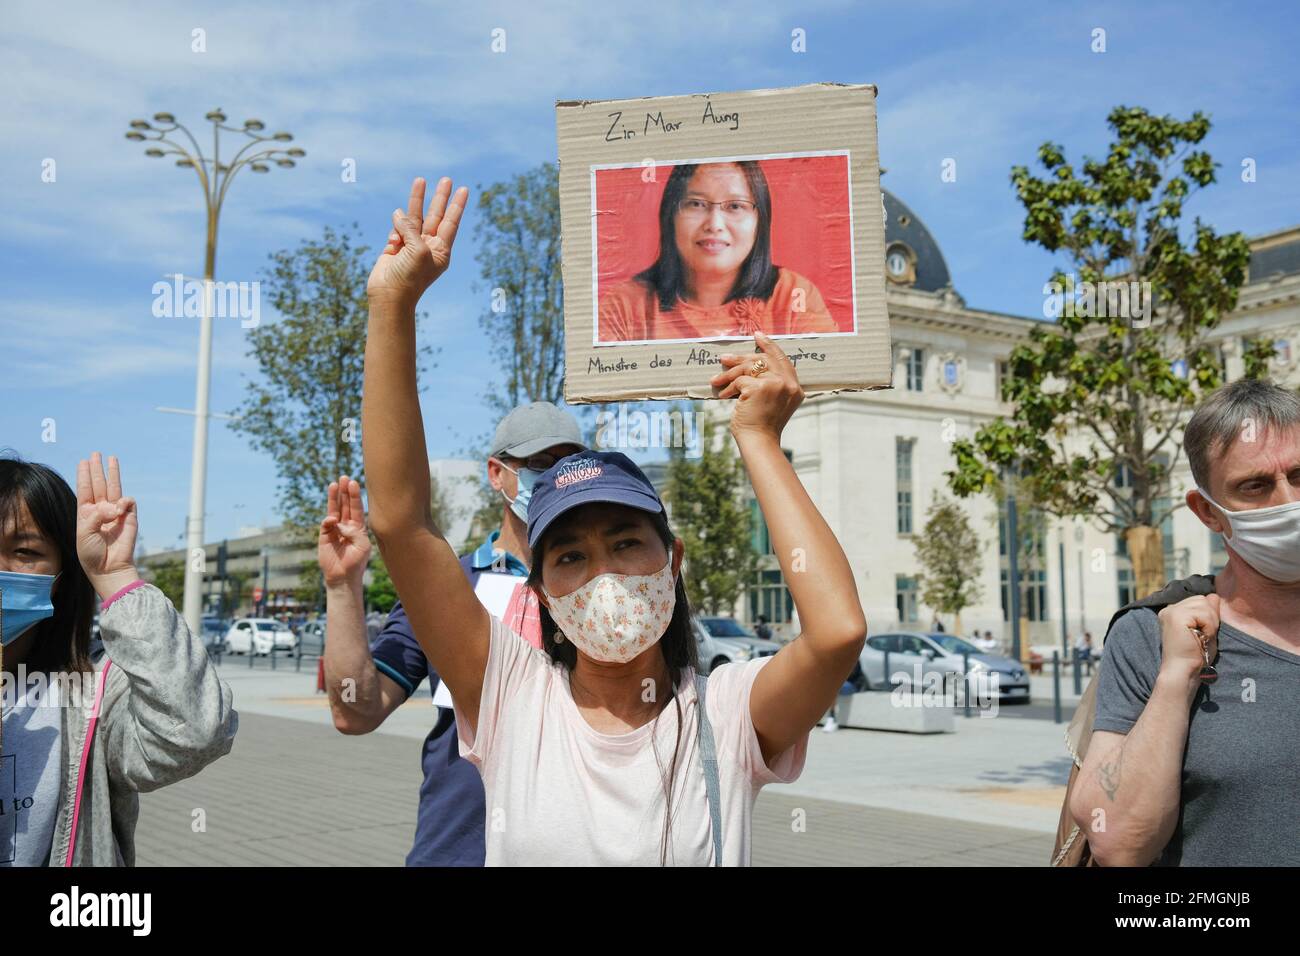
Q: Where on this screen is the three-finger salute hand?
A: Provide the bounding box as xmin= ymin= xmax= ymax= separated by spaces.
xmin=709 ymin=331 xmax=804 ymax=442
xmin=76 ymin=452 xmax=141 ymax=599
xmin=319 ymin=475 xmax=371 ymax=589
xmin=366 ymin=175 xmax=470 ymax=308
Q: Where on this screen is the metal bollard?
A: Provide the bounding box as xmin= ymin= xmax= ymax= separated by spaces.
xmin=271 ymin=645 xmax=277 ymax=670
xmin=883 ymin=649 xmax=891 ymax=690
xmin=1073 ymin=648 xmax=1082 ymax=695
xmin=249 ymin=643 xmax=254 ymax=669
xmin=295 ymin=644 xmax=301 ymax=672
xmin=962 ymin=651 xmax=971 ymax=718
xmin=1052 ymin=650 xmax=1062 ymax=724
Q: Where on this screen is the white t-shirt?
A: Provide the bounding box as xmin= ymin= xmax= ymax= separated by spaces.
xmin=1 ymin=681 xmax=62 ymax=867
xmin=454 ymin=614 xmax=808 ymax=866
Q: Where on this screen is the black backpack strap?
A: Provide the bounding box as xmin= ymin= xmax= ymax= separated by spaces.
xmin=1102 ymin=574 xmax=1216 ymax=646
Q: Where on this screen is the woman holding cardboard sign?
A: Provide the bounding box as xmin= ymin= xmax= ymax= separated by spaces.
xmin=364 ymin=175 xmax=865 ymax=866
xmin=599 ymin=161 xmax=839 ymax=343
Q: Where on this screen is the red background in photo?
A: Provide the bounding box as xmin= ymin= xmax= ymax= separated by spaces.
xmin=593 ymin=154 xmax=855 ymax=335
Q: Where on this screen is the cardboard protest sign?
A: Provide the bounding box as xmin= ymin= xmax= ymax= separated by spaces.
xmin=555 ymin=82 xmax=891 ymax=404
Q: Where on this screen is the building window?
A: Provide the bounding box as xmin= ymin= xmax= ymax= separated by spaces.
xmin=907 ymin=349 xmax=925 ymax=391
xmin=998 ymin=502 xmax=1048 ymax=621
xmin=748 ymin=569 xmax=793 ymax=625
xmin=1117 ymin=567 xmax=1136 ymax=609
xmin=1000 ymin=568 xmax=1048 ymax=622
xmin=896 ymin=437 xmax=914 ymax=535
xmin=896 ymin=575 xmax=919 ymax=624
xmin=995 ymin=359 xmax=1011 ymax=401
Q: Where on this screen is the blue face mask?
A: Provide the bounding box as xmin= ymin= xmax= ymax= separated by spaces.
xmin=499 ymin=464 xmax=542 ymax=523
xmin=0 ymin=570 xmax=58 ymax=647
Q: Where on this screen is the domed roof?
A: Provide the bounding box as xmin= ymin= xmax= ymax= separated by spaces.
xmin=882 ymin=190 xmax=952 ymax=294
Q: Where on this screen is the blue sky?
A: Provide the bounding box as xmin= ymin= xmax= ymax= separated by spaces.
xmin=2 ymin=0 xmax=1297 ymax=553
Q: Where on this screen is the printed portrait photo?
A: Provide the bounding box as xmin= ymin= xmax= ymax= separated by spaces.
xmin=592 ymin=152 xmax=858 ymax=346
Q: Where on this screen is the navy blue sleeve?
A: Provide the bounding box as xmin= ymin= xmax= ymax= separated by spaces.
xmin=369 ymin=555 xmax=477 ymax=699
xmin=369 ymin=600 xmax=432 ymax=698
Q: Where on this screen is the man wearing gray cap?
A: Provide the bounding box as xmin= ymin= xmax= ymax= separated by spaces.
xmin=321 ymin=401 xmax=584 ymax=866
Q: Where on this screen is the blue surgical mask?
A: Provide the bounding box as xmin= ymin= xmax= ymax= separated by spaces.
xmin=499 ymin=463 xmax=542 ymax=523
xmin=0 ymin=570 xmax=58 ymax=647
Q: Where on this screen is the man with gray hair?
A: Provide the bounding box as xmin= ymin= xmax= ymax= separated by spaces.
xmin=1071 ymin=378 xmax=1300 ymax=865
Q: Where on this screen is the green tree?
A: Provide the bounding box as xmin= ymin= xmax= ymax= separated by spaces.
xmin=1242 ymin=337 xmax=1284 ymax=381
xmin=948 ymin=106 xmax=1251 ymax=599
xmin=473 ymin=163 xmax=565 ymax=416
xmin=366 ymin=552 xmax=398 ymax=613
xmin=230 ymin=224 xmax=436 ymax=542
xmin=664 ymin=413 xmax=755 ymax=615
xmin=914 ymin=493 xmax=984 ymax=633
xmin=296 ymin=564 xmax=324 ymax=616
xmin=149 ymin=559 xmax=186 ymax=610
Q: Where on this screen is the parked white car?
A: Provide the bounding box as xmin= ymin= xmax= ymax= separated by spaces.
xmin=692 ymin=617 xmax=783 ymax=675
xmin=224 ymin=617 xmax=299 ymax=656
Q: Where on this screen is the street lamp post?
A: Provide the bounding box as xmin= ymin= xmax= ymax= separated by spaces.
xmin=125 ymin=110 xmax=304 ymax=637
xmin=1058 ymin=533 xmax=1068 ymax=658
xmin=260 ymin=546 xmax=271 ymax=618
xmin=1075 ymin=523 xmax=1086 ymax=636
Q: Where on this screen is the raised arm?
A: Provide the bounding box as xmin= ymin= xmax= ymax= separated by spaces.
xmin=77 ymin=453 xmax=235 ymax=790
xmin=710 ymin=333 xmax=867 ymax=762
xmin=318 ymin=475 xmax=407 ymax=733
xmin=362 ymin=176 xmax=490 ymax=729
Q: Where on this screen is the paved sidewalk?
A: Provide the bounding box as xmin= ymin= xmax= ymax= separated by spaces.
xmin=131 ymin=661 xmax=1075 ymax=864
xmin=753 ymin=793 xmax=1050 ymax=867
xmin=209 ymin=657 xmax=444 ymax=741
xmin=213 ymin=661 xmax=1077 ymax=835
xmin=135 ymin=712 xmax=1051 ymax=866
xmin=777 ymin=715 xmax=1074 ymax=834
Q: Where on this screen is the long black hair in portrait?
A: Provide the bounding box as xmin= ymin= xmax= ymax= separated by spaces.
xmin=525 ymin=503 xmax=700 ymax=864
xmin=0 ymin=454 xmax=96 ymax=675
xmin=634 ymin=160 xmax=781 ymax=312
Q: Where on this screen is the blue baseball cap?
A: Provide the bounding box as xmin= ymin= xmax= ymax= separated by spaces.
xmin=527 ymin=451 xmax=664 ymax=550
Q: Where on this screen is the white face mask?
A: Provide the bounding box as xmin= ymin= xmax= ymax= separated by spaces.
xmin=1198 ymin=488 xmax=1300 ymax=584
xmin=542 ymin=558 xmax=677 ymax=663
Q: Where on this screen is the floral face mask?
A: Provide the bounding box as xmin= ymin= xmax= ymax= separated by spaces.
xmin=542 ymin=558 xmax=677 ymax=663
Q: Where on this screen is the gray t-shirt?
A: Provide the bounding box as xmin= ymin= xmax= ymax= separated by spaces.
xmin=1 ymin=681 xmax=63 ymax=867
xmin=1094 ymin=607 xmax=1300 ymax=866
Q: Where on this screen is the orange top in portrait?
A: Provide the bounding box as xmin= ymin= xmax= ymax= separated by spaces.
xmin=597 ymin=267 xmax=839 ymax=342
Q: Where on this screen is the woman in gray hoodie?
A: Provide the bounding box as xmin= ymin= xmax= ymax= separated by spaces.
xmin=0 ymin=451 xmax=236 ymax=866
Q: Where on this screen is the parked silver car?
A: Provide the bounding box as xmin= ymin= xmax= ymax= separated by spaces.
xmin=298 ymin=617 xmax=328 ymax=651
xmin=859 ymin=631 xmax=1030 ymax=702
xmin=693 ymin=617 xmax=783 ymax=675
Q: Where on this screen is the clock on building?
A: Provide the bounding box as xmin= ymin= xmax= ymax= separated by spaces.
xmin=885 ymin=242 xmax=916 ymax=286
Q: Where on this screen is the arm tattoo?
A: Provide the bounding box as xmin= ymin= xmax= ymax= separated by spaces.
xmin=1098 ymin=745 xmax=1126 ymax=801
